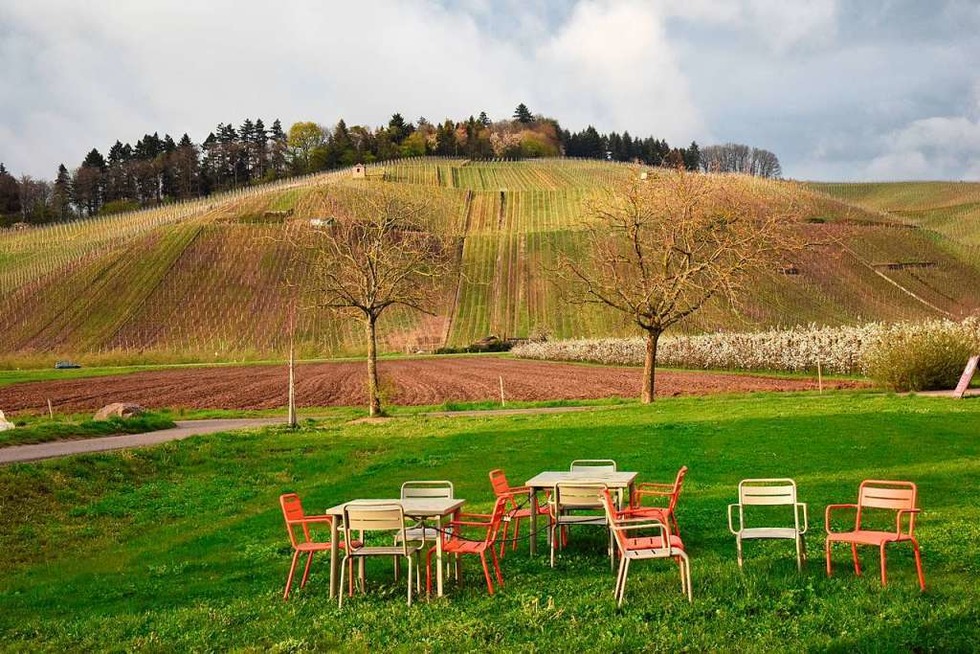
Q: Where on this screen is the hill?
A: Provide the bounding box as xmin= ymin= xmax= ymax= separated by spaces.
xmin=1 ymin=159 xmax=979 ymax=366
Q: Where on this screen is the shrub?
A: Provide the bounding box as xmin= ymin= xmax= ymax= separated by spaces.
xmin=861 ymin=318 xmax=980 ymax=391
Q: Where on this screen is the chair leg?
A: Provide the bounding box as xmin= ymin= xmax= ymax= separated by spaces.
xmin=825 ymin=539 xmax=833 ymax=577
xmin=615 ymin=556 xmax=627 ymax=602
xmin=406 ymin=555 xmax=413 ymax=607
xmin=618 ymin=557 xmax=631 ymax=608
xmin=550 ymin=522 xmax=557 ymax=568
xmin=879 ymin=543 xmax=888 ymax=586
xmin=682 ymin=553 xmax=693 ymax=602
xmin=426 ymin=549 xmax=435 ymax=596
xmin=358 ymin=558 xmax=366 ymax=593
xmin=491 ymin=545 xmax=504 ymax=587
xmin=851 ymin=543 xmax=861 ymax=576
xmin=338 ymin=557 xmax=349 ymax=608
xmin=394 ymin=555 xmax=400 ymax=581
xmin=499 ymin=520 xmax=510 ymax=558
xmin=284 ymin=550 xmax=301 ymax=600
xmin=300 ymin=551 xmax=314 ymax=588
xmin=912 ymin=539 xmax=926 ymax=591
xmin=736 ymin=536 xmax=744 ymax=568
xmin=795 ymin=536 xmax=803 ymax=571
xmin=480 ymin=552 xmax=494 ymax=595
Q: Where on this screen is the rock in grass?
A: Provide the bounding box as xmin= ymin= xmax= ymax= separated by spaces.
xmin=93 ymin=403 xmax=146 ymax=421
xmin=0 ymin=409 xmax=14 ymax=431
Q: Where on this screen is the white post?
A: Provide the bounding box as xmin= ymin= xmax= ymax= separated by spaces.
xmin=817 ymin=361 xmax=823 ymax=394
xmin=499 ymin=376 xmax=505 ymax=407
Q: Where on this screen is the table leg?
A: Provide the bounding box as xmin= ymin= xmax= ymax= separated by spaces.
xmin=437 ymin=509 xmax=459 ymax=597
xmin=530 ymin=488 xmax=539 ymax=556
xmin=329 ymin=517 xmax=340 ymax=599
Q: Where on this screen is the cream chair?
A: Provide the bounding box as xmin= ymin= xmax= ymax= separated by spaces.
xmin=727 ymin=478 xmax=808 ymax=570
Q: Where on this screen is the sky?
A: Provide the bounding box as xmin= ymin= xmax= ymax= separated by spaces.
xmin=2 ymin=0 xmax=979 ymax=181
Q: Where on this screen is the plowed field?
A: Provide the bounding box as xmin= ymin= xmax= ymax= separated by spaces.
xmin=0 ymin=358 xmax=862 ymax=415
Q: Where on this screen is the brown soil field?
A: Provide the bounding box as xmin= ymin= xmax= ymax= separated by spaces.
xmin=0 ymin=357 xmax=864 ymax=415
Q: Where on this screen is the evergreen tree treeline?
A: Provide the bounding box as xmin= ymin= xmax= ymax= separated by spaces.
xmin=0 ymin=104 xmax=779 ymax=226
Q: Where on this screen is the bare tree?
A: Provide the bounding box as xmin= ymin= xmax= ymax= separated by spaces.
xmin=558 ymin=167 xmax=808 ymax=402
xmin=292 ymin=187 xmax=457 ymax=416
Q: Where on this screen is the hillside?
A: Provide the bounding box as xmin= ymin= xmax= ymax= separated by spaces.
xmin=1 ymin=159 xmax=979 ymax=366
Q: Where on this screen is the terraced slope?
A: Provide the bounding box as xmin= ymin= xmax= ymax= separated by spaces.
xmin=2 ymin=160 xmax=979 ymax=365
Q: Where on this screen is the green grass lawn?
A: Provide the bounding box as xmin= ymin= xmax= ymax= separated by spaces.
xmin=0 ymin=412 xmax=177 ymax=447
xmin=1 ymin=392 xmax=978 ymax=652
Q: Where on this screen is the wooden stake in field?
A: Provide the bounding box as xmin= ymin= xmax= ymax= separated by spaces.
xmin=47 ymin=398 xmax=54 ymax=419
xmin=499 ymin=376 xmax=506 ymax=407
xmin=817 ymin=361 xmax=823 ymax=394
xmin=287 ymin=306 xmax=297 ymax=428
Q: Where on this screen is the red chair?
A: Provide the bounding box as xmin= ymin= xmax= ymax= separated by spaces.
xmin=427 ymin=496 xmax=509 ymax=595
xmin=825 ymin=480 xmax=925 ymax=591
xmin=600 ymin=488 xmax=692 ymax=606
xmin=280 ymin=493 xmax=353 ymax=600
xmin=625 ymin=466 xmax=688 ymax=535
xmin=488 ymin=469 xmax=552 ymax=557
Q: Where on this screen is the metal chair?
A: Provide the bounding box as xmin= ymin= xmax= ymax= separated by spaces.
xmin=427 ymin=495 xmax=510 ymax=596
xmin=825 ymin=479 xmax=925 ymax=590
xmin=727 ymin=478 xmax=808 ymax=570
xmin=488 ymin=469 xmax=552 ymax=557
xmin=393 ymin=480 xmax=454 ymax=582
xmin=627 ymin=466 xmax=688 ymax=536
xmin=340 ymin=501 xmax=423 ymax=607
xmin=570 ymin=459 xmax=617 ymax=473
xmin=279 ymin=493 xmax=351 ymax=600
xmin=601 ymin=488 xmax=691 ymax=606
xmin=549 ymin=482 xmax=612 ymax=568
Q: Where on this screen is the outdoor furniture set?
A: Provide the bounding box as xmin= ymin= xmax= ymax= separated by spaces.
xmin=279 ymin=463 xmax=926 ymax=607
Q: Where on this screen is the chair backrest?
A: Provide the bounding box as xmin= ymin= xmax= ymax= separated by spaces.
xmin=667 ymin=466 xmax=689 ymax=512
xmin=484 ymin=496 xmax=511 ymax=545
xmin=343 ymin=502 xmax=408 ymax=551
xmin=600 ymin=488 xmax=668 ymax=552
xmin=280 ymin=493 xmax=314 ymax=548
xmin=570 ymin=459 xmax=617 ymax=473
xmin=555 ymin=482 xmax=607 ymax=510
xmin=738 ymin=478 xmax=797 ymax=506
xmin=488 ymin=469 xmax=512 ymax=497
xmin=401 ymin=480 xmax=454 ymax=500
xmin=856 ymin=480 xmax=917 ymax=528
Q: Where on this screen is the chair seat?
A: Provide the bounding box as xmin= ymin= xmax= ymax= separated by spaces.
xmin=442 ymin=539 xmax=489 ymax=555
xmin=556 ymin=515 xmax=607 ymax=526
xmin=623 ymin=534 xmax=684 ymax=552
xmin=395 ymin=526 xmax=438 ymax=542
xmin=350 ymin=544 xmax=421 ymax=557
xmin=827 ymin=530 xmax=913 ymax=546
xmin=739 ymin=527 xmax=801 ymax=540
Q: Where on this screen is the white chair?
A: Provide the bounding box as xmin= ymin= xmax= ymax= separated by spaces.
xmin=393 ymin=480 xmax=454 ymax=583
xmin=549 ymin=482 xmax=612 ymax=568
xmin=570 ymin=459 xmax=617 ymax=473
xmin=340 ymin=502 xmax=423 ymax=607
xmin=727 ymin=478 xmax=808 ymax=570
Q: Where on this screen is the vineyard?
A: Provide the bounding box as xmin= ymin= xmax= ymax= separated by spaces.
xmin=1 ymin=160 xmax=979 ymax=366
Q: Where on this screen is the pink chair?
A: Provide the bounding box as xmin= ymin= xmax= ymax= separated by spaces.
xmin=626 ymin=466 xmax=688 ymax=536
xmin=280 ymin=493 xmax=353 ymax=600
xmin=488 ymin=469 xmax=552 ymax=557
xmin=427 ymin=495 xmax=510 ymax=595
xmin=824 ymin=480 xmax=925 ymax=590
xmin=600 ymin=488 xmax=691 ymax=606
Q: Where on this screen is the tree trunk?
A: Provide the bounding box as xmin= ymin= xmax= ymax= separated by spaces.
xmin=366 ymin=314 xmax=382 ymax=416
xmin=641 ymin=328 xmax=662 ymax=404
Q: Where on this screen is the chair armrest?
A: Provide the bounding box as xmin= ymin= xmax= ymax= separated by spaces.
xmin=824 ymin=503 xmax=858 ymax=534
xmin=796 ymin=502 xmax=808 ymax=535
xmin=727 ymin=503 xmax=741 ymax=535
xmin=451 ymin=519 xmax=493 ymax=528
xmin=457 ymin=511 xmax=493 ymax=520
xmin=288 ymin=515 xmax=333 ymax=525
xmin=896 ymin=508 xmax=920 ymax=536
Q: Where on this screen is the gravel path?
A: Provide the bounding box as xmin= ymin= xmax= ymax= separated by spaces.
xmin=0 ymin=418 xmax=283 ymax=465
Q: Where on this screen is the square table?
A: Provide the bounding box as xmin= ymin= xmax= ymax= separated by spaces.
xmin=524 ymin=470 xmax=638 ymax=556
xmin=325 ymin=497 xmax=465 ymax=598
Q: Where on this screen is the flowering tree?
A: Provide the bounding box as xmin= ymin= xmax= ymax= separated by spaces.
xmin=559 ymin=167 xmax=808 ymax=402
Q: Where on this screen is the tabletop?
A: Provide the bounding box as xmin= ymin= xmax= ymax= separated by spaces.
xmin=324 ymin=497 xmax=465 ymax=518
xmin=525 ymin=470 xmax=638 ymax=488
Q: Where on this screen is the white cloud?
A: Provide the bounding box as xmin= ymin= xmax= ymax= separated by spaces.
xmin=865 ymin=115 xmax=980 ymax=180
xmin=536 ymin=1 xmax=703 ymax=142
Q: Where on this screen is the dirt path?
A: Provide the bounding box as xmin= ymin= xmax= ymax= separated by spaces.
xmin=0 ymin=418 xmax=283 ymax=465
xmin=0 ymin=358 xmax=861 ymax=415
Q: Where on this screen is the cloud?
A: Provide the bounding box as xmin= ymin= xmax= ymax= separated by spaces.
xmin=864 ymin=115 xmax=980 ymax=180
xmin=536 ymin=1 xmax=703 ymax=142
